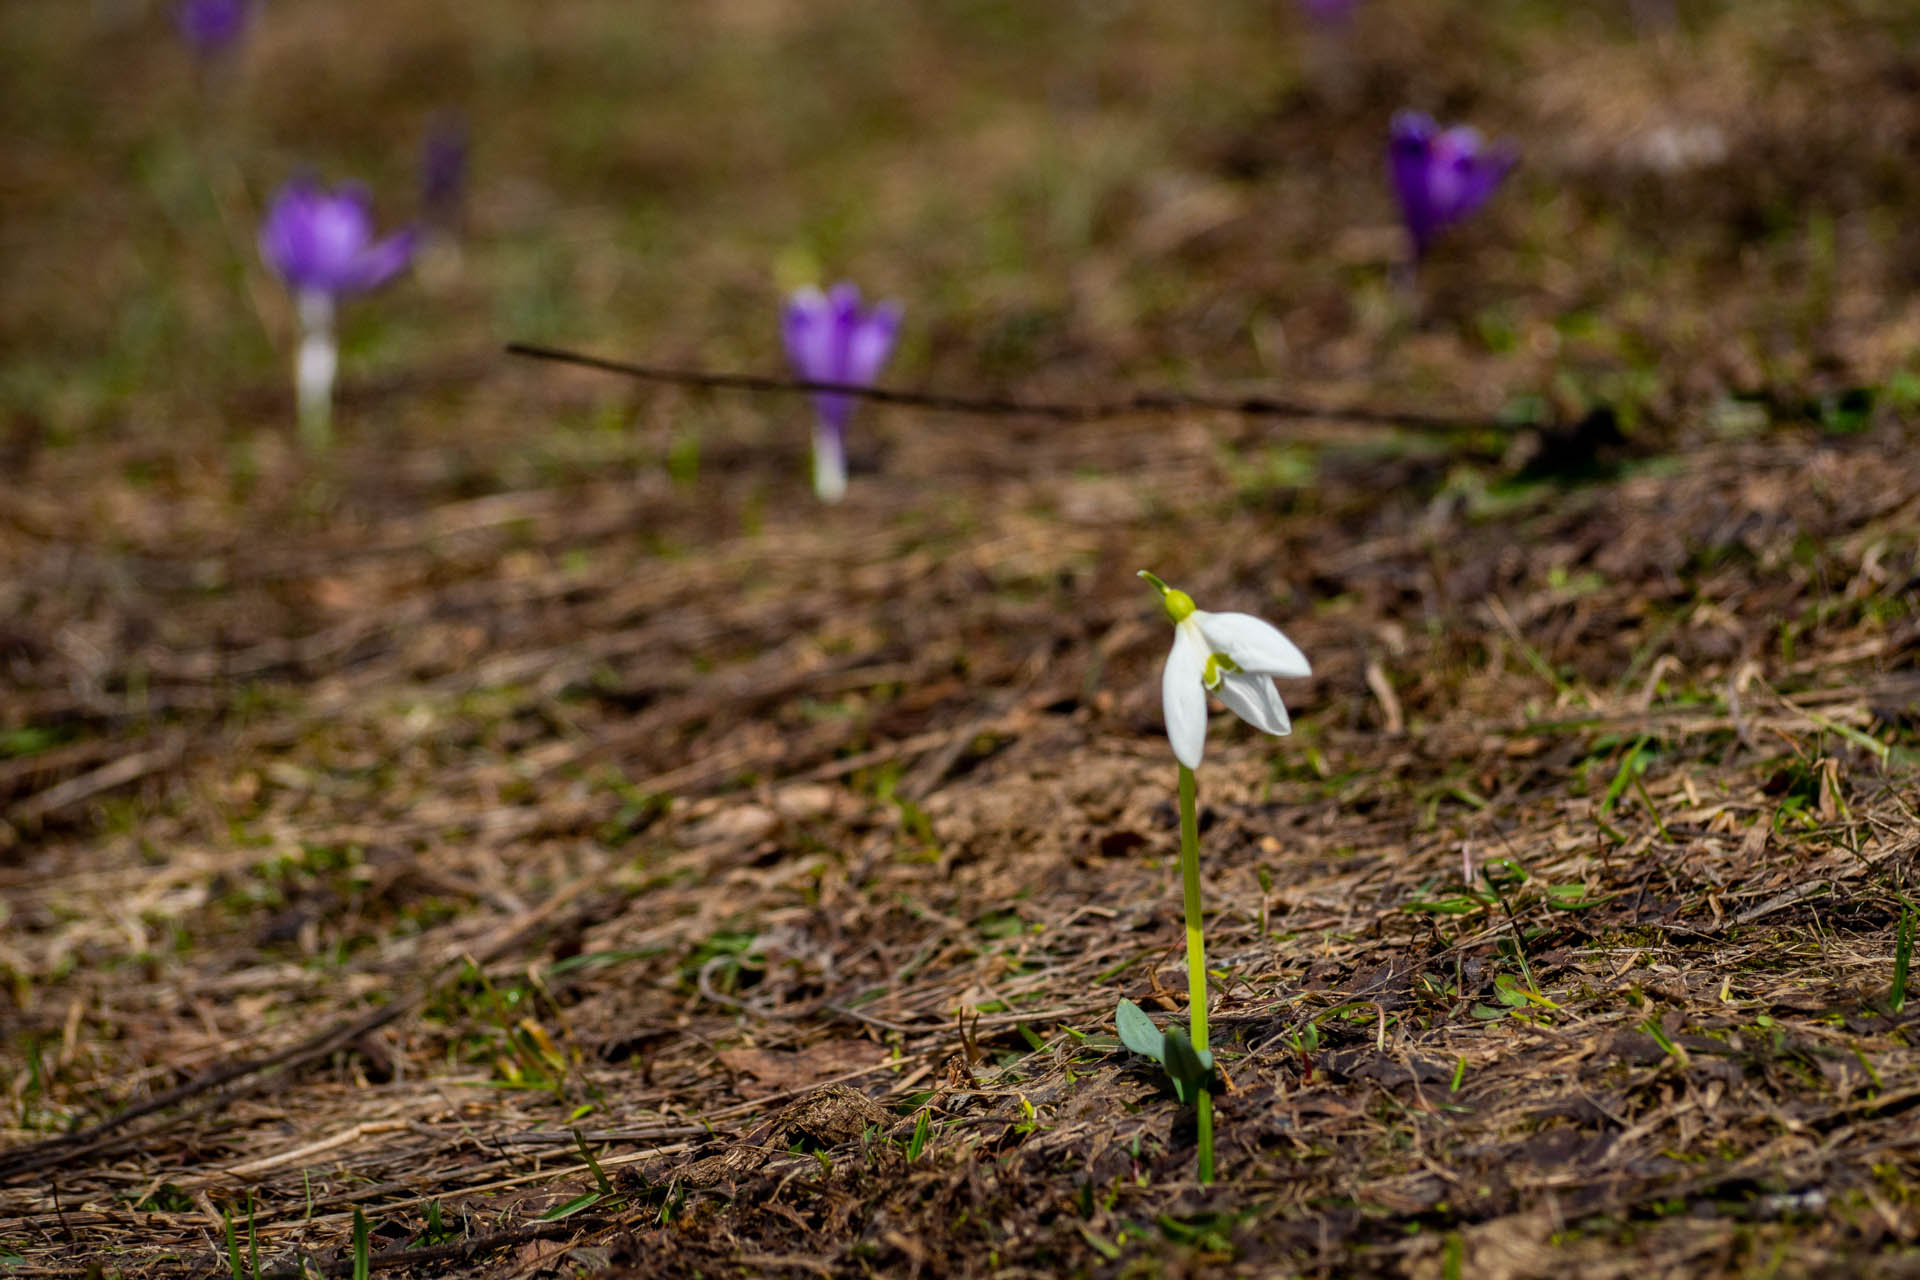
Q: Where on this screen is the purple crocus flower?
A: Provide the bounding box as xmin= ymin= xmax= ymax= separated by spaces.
xmin=421 ymin=113 xmax=469 ymax=227
xmin=1387 ymin=111 xmax=1516 ymax=263
xmin=781 ymin=282 xmax=902 ymax=503
xmin=258 ymin=178 xmax=417 ymax=449
xmin=259 ymin=178 xmax=417 ymax=299
xmin=175 ymin=0 xmax=249 ymax=57
xmin=1296 ymin=0 xmax=1359 ymax=22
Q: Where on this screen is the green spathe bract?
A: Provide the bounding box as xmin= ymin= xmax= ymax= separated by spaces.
xmin=1139 ymin=570 xmax=1196 ymax=624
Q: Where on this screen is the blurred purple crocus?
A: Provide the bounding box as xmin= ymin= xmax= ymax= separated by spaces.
xmin=1388 ymin=111 xmax=1515 ymax=264
xmin=175 ymin=0 xmax=248 ymax=57
xmin=781 ymin=282 xmax=902 ymax=503
xmin=421 ymin=113 xmax=469 ymax=228
xmin=258 ymin=177 xmax=417 ymax=449
xmin=260 ymin=178 xmax=416 ymax=297
xmin=1296 ymin=0 xmax=1359 ymax=22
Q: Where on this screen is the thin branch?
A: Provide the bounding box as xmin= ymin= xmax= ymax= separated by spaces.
xmin=504 ymin=341 xmax=1487 ymax=434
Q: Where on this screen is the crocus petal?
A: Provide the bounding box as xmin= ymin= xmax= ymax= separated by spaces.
xmin=1389 ymin=110 xmax=1438 ymax=145
xmin=308 ymin=187 xmax=376 ymax=286
xmin=783 ymin=282 xmax=894 ymax=435
xmin=1429 ymin=127 xmax=1490 ymax=220
xmin=783 ymin=286 xmax=853 ymax=430
xmin=260 ymin=179 xmax=319 ymax=286
xmin=344 ymin=227 xmax=418 ymax=293
xmin=260 ymin=179 xmax=414 ymax=297
xmin=844 ymin=299 xmax=902 ymax=388
xmin=784 ymin=281 xmax=897 ymax=447
xmin=825 ymin=281 xmax=864 ymax=362
xmin=1388 ymin=112 xmax=1513 ymax=258
xmin=421 ymin=113 xmax=469 ymax=214
xmin=1456 ymin=143 xmax=1515 ymax=218
xmin=177 ymin=0 xmax=247 ymax=54
xmin=782 ymin=287 xmax=833 ymax=378
xmin=821 ymin=283 xmax=868 ymax=425
xmin=1388 ymin=111 xmax=1440 ymax=252
xmin=1296 ymin=0 xmax=1358 ymax=20
xmin=1161 ymin=624 xmax=1209 ymax=770
xmin=1195 ymin=611 xmax=1311 ymax=678
xmin=1215 ymin=671 xmax=1292 ymax=737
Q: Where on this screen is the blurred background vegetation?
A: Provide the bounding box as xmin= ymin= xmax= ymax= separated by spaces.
xmin=6 ymin=0 xmax=1917 ymax=478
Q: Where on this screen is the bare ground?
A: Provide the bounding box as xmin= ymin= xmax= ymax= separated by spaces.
xmin=3 ymin=1 xmax=1919 ymax=1276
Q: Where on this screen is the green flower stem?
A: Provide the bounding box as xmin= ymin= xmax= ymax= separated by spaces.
xmin=1178 ymin=762 xmax=1214 ymax=1184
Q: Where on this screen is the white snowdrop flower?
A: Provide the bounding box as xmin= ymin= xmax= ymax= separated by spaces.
xmin=1140 ymin=571 xmax=1311 ymax=770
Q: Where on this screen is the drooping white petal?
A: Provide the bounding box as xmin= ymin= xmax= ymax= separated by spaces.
xmin=1195 ymin=610 xmax=1311 ymax=678
xmin=1161 ymin=623 xmax=1209 ymax=769
xmin=1214 ymin=670 xmax=1292 ymax=737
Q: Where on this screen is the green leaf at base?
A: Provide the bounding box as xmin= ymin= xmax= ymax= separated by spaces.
xmin=1115 ymin=998 xmax=1167 ymax=1060
xmin=1162 ymin=1026 xmax=1217 ymax=1104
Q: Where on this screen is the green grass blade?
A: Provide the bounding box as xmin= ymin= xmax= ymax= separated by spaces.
xmin=1892 ymin=904 xmax=1914 ymax=1013
xmin=572 ymin=1127 xmax=615 ymax=1197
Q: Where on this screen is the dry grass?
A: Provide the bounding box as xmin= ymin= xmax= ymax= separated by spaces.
xmin=2 ymin=1 xmax=1918 ymax=1276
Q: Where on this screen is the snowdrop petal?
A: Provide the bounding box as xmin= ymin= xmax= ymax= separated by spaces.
xmin=1215 ymin=671 xmax=1292 ymax=737
xmin=1195 ymin=611 xmax=1311 ymax=678
xmin=1161 ymin=624 xmax=1209 ymax=770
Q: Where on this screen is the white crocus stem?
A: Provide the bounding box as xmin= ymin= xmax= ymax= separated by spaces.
xmin=811 ymin=421 xmax=847 ymax=504
xmin=295 ymin=289 xmax=337 ymax=452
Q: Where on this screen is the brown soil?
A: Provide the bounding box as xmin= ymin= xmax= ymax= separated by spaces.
xmin=2 ymin=1 xmax=1917 ymax=1276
